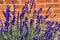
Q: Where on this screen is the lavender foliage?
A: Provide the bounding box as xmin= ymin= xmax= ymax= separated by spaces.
xmin=0 ymin=0 xmax=60 ymax=40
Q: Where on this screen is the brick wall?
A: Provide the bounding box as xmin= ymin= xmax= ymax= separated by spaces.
xmin=0 ymin=0 xmax=60 ymax=21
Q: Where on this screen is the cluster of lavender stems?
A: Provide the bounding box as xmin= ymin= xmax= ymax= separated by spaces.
xmin=0 ymin=0 xmax=60 ymax=40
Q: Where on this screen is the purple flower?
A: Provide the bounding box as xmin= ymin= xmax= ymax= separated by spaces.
xmin=33 ymin=10 xmax=36 ymax=14
xmin=0 ymin=20 xmax=3 ymax=27
xmin=24 ymin=17 xmax=28 ymax=22
xmin=0 ymin=27 xmax=3 ymax=34
xmin=12 ymin=0 xmax=14 ymax=4
xmin=57 ymin=23 xmax=60 ymax=29
xmin=11 ymin=5 xmax=16 ymax=25
xmin=40 ymin=19 xmax=46 ymax=25
xmin=35 ymin=26 xmax=41 ymax=34
xmin=4 ymin=21 xmax=10 ymax=28
xmin=36 ymin=16 xmax=41 ymax=26
xmin=11 ymin=11 xmax=16 ymax=25
xmin=24 ymin=31 xmax=29 ymax=38
xmin=46 ymin=6 xmax=51 ymax=14
xmin=46 ymin=21 xmax=54 ymax=27
xmin=45 ymin=29 xmax=51 ymax=34
xmin=44 ymin=28 xmax=53 ymax=40
xmin=29 ymin=0 xmax=36 ymax=9
xmin=44 ymin=14 xmax=50 ymax=19
xmin=55 ymin=21 xmax=60 ymax=29
xmin=53 ymin=14 xmax=56 ymax=17
xmin=20 ymin=13 xmax=24 ymax=18
xmin=33 ymin=36 xmax=39 ymax=40
xmin=4 ymin=26 xmax=8 ymax=33
xmin=10 ymin=27 xmax=12 ymax=36
xmin=23 ymin=24 xmax=29 ymax=38
xmin=3 ymin=10 xmax=6 ymax=18
xmin=20 ymin=5 xmax=28 ymax=17
xmin=36 ymin=15 xmax=44 ymax=25
xmin=11 ymin=17 xmax=16 ymax=25
xmin=24 ymin=2 xmax=28 ymax=7
xmin=55 ymin=21 xmax=58 ymax=25
xmin=48 ymin=32 xmax=52 ymax=39
xmin=20 ymin=25 xmax=23 ymax=35
xmin=20 ymin=35 xmax=24 ymax=40
xmin=47 ymin=21 xmax=54 ymax=27
xmin=24 ymin=24 xmax=29 ymax=32
xmin=33 ymin=10 xmax=37 ymax=18
xmin=37 ymin=8 xmax=42 ymax=15
xmin=3 ymin=6 xmax=10 ymax=21
xmin=45 ymin=32 xmax=52 ymax=40
xmin=17 ymin=12 xmax=20 ymax=28
xmin=4 ymin=5 xmax=10 ymax=21
xmin=39 ymin=15 xmax=44 ymax=19
xmin=51 ymin=21 xmax=54 ymax=26
xmin=20 ymin=14 xmax=24 ymax=20
xmin=30 ymin=18 xmax=34 ymax=27
xmin=58 ymin=36 xmax=60 ymax=40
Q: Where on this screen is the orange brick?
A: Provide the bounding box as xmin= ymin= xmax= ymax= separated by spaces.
xmin=0 ymin=0 xmax=3 ymax=4
xmin=53 ymin=0 xmax=60 ymax=3
xmin=21 ymin=0 xmax=28 ymax=3
xmin=5 ymin=0 xmax=19 ymax=4
xmin=54 ymin=9 xmax=60 ymax=13
xmin=53 ymin=0 xmax=58 ymax=2
xmin=37 ymin=0 xmax=45 ymax=3
xmin=15 ymin=9 xmax=22 ymax=13
xmin=41 ymin=10 xmax=46 ymax=14
xmin=0 ymin=5 xmax=6 ymax=11
xmin=5 ymin=0 xmax=12 ymax=4
xmin=42 ymin=10 xmax=52 ymax=14
xmin=37 ymin=0 xmax=52 ymax=3
xmin=36 ymin=4 xmax=45 ymax=9
xmin=13 ymin=0 xmax=19 ymax=4
xmin=45 ymin=4 xmax=54 ymax=8
xmin=44 ymin=0 xmax=52 ymax=3
xmin=53 ymin=4 xmax=60 ymax=8
xmin=0 ymin=11 xmax=5 ymax=20
xmin=54 ymin=0 xmax=58 ymax=2
xmin=58 ymin=0 xmax=60 ymax=3
xmin=15 ymin=4 xmax=24 ymax=9
xmin=49 ymin=14 xmax=53 ymax=18
xmin=54 ymin=14 xmax=60 ymax=18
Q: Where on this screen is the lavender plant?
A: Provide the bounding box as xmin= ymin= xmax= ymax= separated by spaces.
xmin=0 ymin=0 xmax=60 ymax=40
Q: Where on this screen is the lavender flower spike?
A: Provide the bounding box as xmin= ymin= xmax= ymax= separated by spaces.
xmin=3 ymin=6 xmax=10 ymax=21
xmin=46 ymin=6 xmax=51 ymax=14
xmin=37 ymin=8 xmax=42 ymax=15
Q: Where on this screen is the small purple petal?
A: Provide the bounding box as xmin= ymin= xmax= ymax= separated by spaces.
xmin=30 ymin=18 xmax=34 ymax=27
xmin=33 ymin=36 xmax=39 ymax=40
xmin=46 ymin=7 xmax=51 ymax=14
xmin=10 ymin=27 xmax=12 ymax=36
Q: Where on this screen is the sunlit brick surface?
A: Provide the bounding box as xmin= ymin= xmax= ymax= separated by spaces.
xmin=0 ymin=0 xmax=60 ymax=21
xmin=36 ymin=4 xmax=45 ymax=9
xmin=0 ymin=0 xmax=3 ymax=4
xmin=37 ymin=0 xmax=52 ymax=3
xmin=15 ymin=4 xmax=24 ymax=9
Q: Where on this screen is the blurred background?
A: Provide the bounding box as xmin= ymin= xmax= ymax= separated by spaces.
xmin=0 ymin=0 xmax=60 ymax=22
